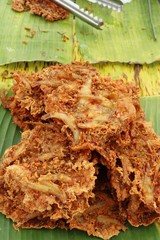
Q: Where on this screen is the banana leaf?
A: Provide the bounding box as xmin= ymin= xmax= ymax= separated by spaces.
xmin=75 ymin=0 xmax=160 ymax=64
xmin=0 ymin=94 xmax=160 ymax=239
xmin=1 ymin=0 xmax=160 ymax=65
xmin=0 ymin=0 xmax=73 ymax=65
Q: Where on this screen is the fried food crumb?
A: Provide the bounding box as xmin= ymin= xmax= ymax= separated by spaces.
xmin=12 ymin=0 xmax=69 ymax=22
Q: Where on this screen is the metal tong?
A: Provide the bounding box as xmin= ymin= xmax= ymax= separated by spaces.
xmin=53 ymin=0 xmax=124 ymax=29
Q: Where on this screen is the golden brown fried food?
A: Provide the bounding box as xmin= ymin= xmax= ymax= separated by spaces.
xmin=0 ymin=123 xmax=127 ymax=239
xmin=0 ymin=131 xmax=127 ymax=239
xmin=69 ymin=163 xmax=127 ymax=239
xmin=2 ymin=63 xmax=138 ymax=154
xmin=99 ymin=110 xmax=160 ymax=226
xmin=0 ymin=123 xmax=96 ymax=228
xmin=1 ymin=62 xmax=160 ymax=239
xmin=12 ymin=0 xmax=69 ymax=21
xmin=69 ymin=191 xmax=126 ymax=239
xmin=12 ymin=0 xmax=27 ymax=12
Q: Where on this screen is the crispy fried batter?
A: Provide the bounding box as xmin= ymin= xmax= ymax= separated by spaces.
xmin=99 ymin=110 xmax=160 ymax=226
xmin=2 ymin=62 xmax=138 ymax=152
xmin=69 ymin=163 xmax=127 ymax=239
xmin=12 ymin=0 xmax=69 ymax=22
xmin=0 ymin=62 xmax=160 ymax=239
xmin=12 ymin=0 xmax=28 ymax=12
xmin=0 ymin=123 xmax=96 ymax=227
xmin=69 ymin=191 xmax=126 ymax=239
xmin=0 ymin=124 xmax=127 ymax=239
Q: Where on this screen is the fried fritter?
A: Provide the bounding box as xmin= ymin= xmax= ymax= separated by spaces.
xmin=69 ymin=163 xmax=127 ymax=239
xmin=1 ymin=62 xmax=160 ymax=238
xmin=2 ymin=63 xmax=138 ymax=153
xmin=99 ymin=109 xmax=160 ymax=226
xmin=12 ymin=0 xmax=69 ymax=21
xmin=0 ymin=123 xmax=96 ymax=228
xmin=0 ymin=134 xmax=127 ymax=239
xmin=0 ymin=123 xmax=127 ymax=239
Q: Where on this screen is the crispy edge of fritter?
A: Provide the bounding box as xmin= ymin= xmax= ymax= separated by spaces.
xmin=69 ymin=191 xmax=126 ymax=239
xmin=98 ymin=111 xmax=160 ymax=226
xmin=0 ymin=123 xmax=97 ymax=227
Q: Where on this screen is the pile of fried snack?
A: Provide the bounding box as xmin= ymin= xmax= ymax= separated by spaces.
xmin=12 ymin=0 xmax=69 ymax=21
xmin=0 ymin=63 xmax=160 ymax=239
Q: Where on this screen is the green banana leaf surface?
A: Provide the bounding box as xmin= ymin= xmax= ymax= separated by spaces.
xmin=75 ymin=0 xmax=160 ymax=63
xmin=0 ymin=95 xmax=160 ymax=240
xmin=0 ymin=0 xmax=73 ymax=65
xmin=1 ymin=0 xmax=160 ymax=65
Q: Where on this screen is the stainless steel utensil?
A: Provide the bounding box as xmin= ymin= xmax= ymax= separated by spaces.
xmin=53 ymin=0 xmax=128 ymax=29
